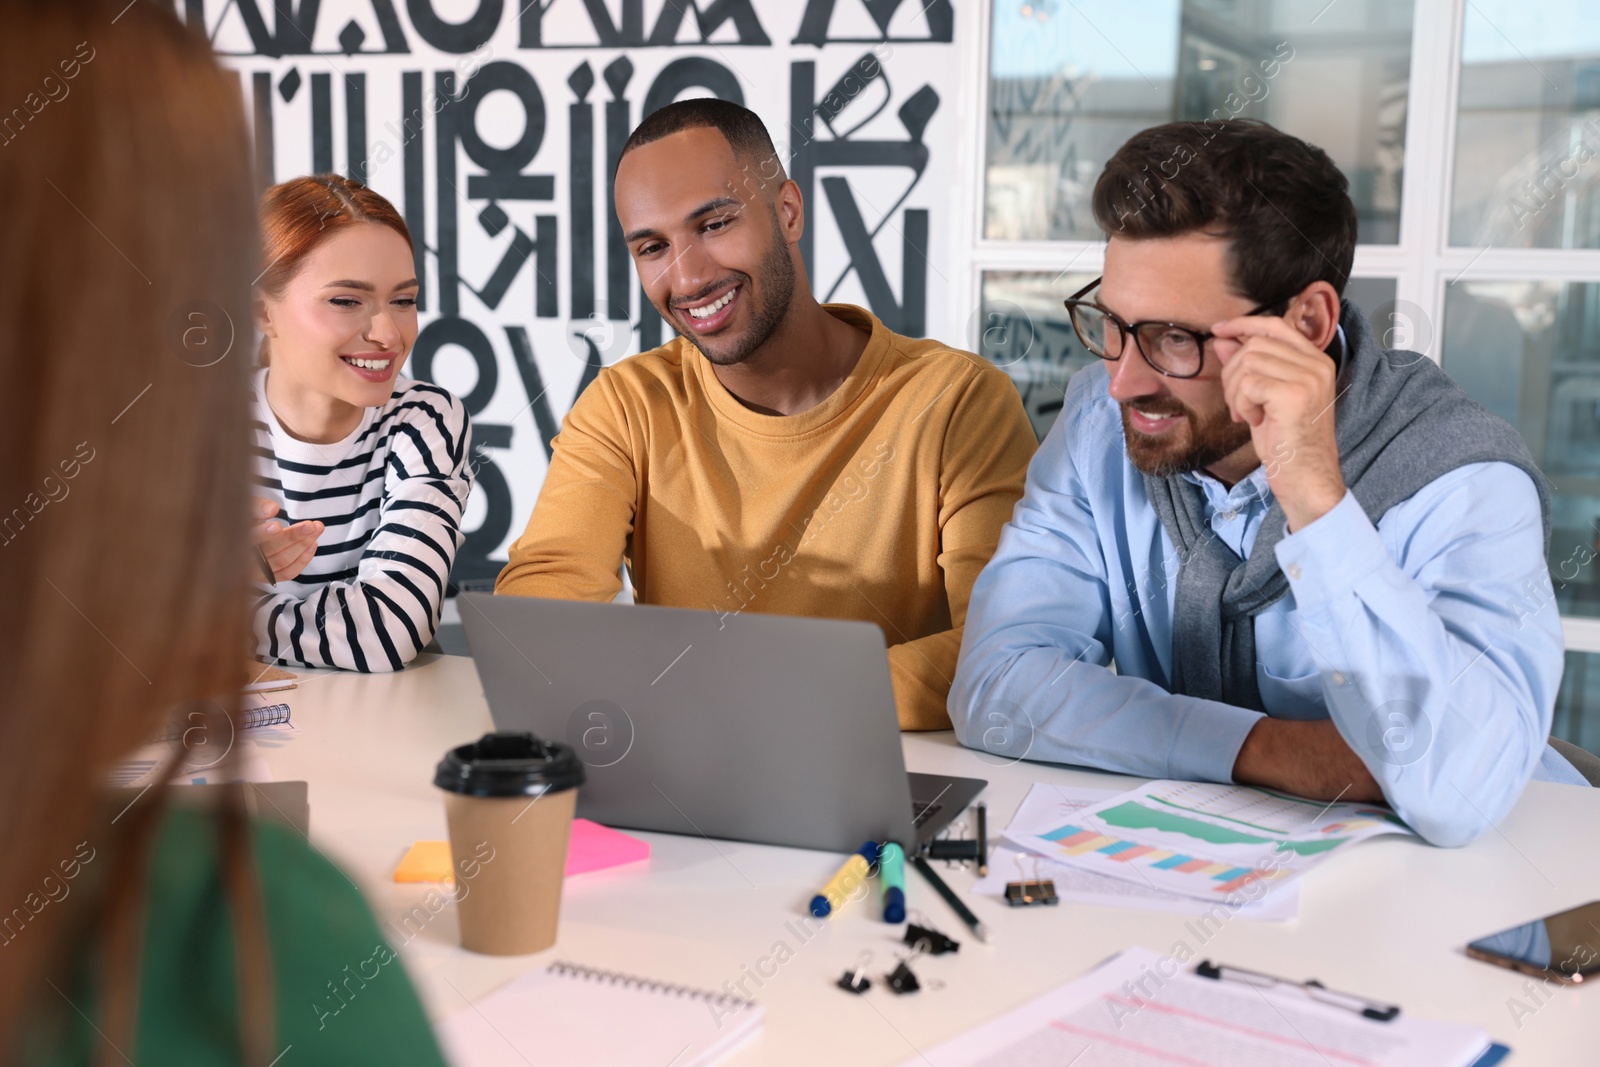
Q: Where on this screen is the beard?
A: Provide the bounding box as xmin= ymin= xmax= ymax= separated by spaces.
xmin=673 ymin=208 xmax=797 ymax=368
xmin=1119 ymin=393 xmax=1252 ymax=478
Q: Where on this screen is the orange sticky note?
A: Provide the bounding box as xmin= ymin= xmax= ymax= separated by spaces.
xmin=394 ymin=841 xmax=455 ymax=883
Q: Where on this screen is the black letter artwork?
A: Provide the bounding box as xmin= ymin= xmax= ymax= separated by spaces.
xmin=199 ymin=0 xmax=956 ymax=582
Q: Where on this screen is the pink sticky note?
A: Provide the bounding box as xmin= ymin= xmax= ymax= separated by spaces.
xmin=564 ymin=818 xmax=650 ymax=876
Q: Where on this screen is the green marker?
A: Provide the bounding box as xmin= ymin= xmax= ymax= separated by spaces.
xmin=880 ymin=842 xmax=906 ymax=923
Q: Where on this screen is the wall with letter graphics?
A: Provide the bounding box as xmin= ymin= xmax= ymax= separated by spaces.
xmin=198 ymin=0 xmax=968 ymax=585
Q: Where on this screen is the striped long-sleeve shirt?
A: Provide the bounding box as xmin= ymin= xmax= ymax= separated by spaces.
xmin=252 ymin=369 xmax=473 ymax=672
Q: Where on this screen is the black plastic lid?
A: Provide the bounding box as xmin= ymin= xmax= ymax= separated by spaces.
xmin=433 ymin=732 xmax=586 ymax=798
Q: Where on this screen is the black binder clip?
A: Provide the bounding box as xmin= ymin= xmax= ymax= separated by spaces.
xmin=885 ymin=940 xmax=945 ymax=995
xmin=925 ymin=839 xmax=981 ymax=863
xmin=836 ymin=951 xmax=872 ymax=995
xmin=903 ymin=919 xmax=960 ymax=956
xmin=1005 ymin=856 xmax=1059 ymax=907
xmin=926 ymin=818 xmax=980 ymax=868
xmin=1005 ymin=879 xmax=1059 ymax=907
xmin=886 ymin=960 xmax=921 ymax=994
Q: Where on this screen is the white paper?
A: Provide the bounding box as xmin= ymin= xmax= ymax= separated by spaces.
xmin=904 ymin=946 xmax=1493 ymax=1067
xmin=1006 ymin=780 xmax=1413 ymax=903
xmin=975 ymin=842 xmax=1300 ymax=921
xmin=974 ymin=785 xmax=1297 ymax=920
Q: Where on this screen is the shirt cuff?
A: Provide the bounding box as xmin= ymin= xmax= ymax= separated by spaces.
xmin=1166 ymin=698 xmax=1266 ymax=784
xmin=1272 ymin=490 xmax=1389 ymax=616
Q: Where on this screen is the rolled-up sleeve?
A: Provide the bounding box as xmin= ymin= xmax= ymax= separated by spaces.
xmin=950 ymin=382 xmax=1264 ymax=781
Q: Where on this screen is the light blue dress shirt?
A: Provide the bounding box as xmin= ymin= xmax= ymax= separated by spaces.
xmin=951 ymin=362 xmax=1585 ymax=847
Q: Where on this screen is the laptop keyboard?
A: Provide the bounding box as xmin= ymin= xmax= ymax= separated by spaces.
xmin=912 ymin=800 xmax=941 ymax=826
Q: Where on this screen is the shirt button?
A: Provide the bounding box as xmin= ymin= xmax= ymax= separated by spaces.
xmin=1286 ymin=563 xmax=1303 ymax=580
xmin=1331 ymin=671 xmax=1346 ymax=686
xmin=1221 ymin=510 xmax=1238 ymax=522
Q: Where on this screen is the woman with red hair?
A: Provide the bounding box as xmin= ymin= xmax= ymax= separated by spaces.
xmin=252 ymin=174 xmax=472 ymax=672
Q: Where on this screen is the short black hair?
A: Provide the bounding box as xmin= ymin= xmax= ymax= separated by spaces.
xmin=1092 ymin=119 xmax=1356 ymax=305
xmin=620 ymin=97 xmax=786 ymax=185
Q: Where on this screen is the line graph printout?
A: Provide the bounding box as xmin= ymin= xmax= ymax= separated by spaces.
xmin=1003 ymin=780 xmax=1413 ymax=903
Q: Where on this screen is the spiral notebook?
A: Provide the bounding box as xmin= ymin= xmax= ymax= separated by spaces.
xmin=439 ymin=961 xmax=763 ymax=1067
xmin=152 ymin=702 xmax=291 ymax=743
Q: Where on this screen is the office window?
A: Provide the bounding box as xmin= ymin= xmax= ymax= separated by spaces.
xmin=977 ymin=271 xmax=1097 ymax=439
xmin=1555 ymin=651 xmax=1600 ymax=749
xmin=1444 ymin=280 xmax=1600 ymax=615
xmin=984 ymin=0 xmax=1413 ymax=244
xmin=1450 ymin=0 xmax=1600 ymax=249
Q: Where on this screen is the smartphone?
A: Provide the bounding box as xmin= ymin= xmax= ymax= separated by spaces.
xmin=1466 ymin=901 xmax=1600 ymax=985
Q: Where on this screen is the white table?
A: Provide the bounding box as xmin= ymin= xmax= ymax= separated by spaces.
xmin=262 ymin=653 xmax=1600 ymax=1063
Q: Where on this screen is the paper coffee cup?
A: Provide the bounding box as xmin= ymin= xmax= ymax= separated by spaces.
xmin=434 ymin=732 xmax=585 ymax=956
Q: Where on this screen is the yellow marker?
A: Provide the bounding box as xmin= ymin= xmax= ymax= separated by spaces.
xmin=809 ymin=841 xmax=879 ymax=918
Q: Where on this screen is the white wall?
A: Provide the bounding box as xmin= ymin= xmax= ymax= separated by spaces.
xmin=204 ymin=0 xmax=966 ymax=583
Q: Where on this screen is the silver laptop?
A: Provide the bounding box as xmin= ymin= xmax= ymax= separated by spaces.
xmin=458 ymin=592 xmax=985 ymax=854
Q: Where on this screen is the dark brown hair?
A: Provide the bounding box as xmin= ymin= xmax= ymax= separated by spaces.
xmin=1091 ymin=119 xmax=1357 ymax=305
xmin=256 ymin=173 xmax=413 ymax=361
xmin=0 ymin=1 xmax=264 ymax=1062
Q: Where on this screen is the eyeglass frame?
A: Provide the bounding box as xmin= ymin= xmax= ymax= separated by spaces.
xmin=1062 ymin=276 xmax=1294 ymax=380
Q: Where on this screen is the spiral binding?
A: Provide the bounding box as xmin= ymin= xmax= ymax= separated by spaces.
xmin=546 ymin=961 xmax=756 ymax=1011
xmin=239 ymin=702 xmax=292 ymax=729
xmin=153 ymin=702 xmax=291 ymax=744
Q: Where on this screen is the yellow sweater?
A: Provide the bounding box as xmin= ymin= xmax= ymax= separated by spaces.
xmin=496 ymin=305 xmax=1037 ymax=730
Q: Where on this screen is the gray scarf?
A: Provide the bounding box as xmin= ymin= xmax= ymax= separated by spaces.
xmin=1145 ymin=301 xmax=1551 ymax=711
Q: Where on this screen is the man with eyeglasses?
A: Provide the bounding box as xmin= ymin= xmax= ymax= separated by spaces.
xmin=951 ymin=119 xmax=1587 ymax=847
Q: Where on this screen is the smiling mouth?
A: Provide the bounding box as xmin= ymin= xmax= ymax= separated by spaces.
xmin=1124 ymin=403 xmax=1188 ymax=435
xmin=685 ymin=289 xmax=736 ymax=319
xmin=339 ymin=354 xmax=398 ymax=381
xmin=674 ymin=283 xmax=741 ymax=332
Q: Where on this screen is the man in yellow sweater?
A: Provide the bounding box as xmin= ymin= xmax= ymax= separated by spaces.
xmin=496 ymin=99 xmax=1036 ymax=730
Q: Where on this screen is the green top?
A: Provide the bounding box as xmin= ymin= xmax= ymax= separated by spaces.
xmin=30 ymin=806 xmax=448 ymax=1065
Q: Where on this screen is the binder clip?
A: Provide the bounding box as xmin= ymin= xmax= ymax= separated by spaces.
xmin=836 ymin=951 xmax=873 ymax=995
xmin=925 ymin=839 xmax=980 ymax=863
xmin=886 ymin=960 xmax=921 ymax=994
xmin=925 ymin=819 xmax=980 ymax=868
xmin=885 ymin=940 xmax=945 ymax=995
xmin=1005 ymin=857 xmax=1058 ymax=908
xmin=903 ymin=915 xmax=960 ymax=955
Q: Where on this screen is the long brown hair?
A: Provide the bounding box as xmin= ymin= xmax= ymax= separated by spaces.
xmin=256 ymin=174 xmax=413 ymax=362
xmin=0 ymin=2 xmax=262 ymax=1062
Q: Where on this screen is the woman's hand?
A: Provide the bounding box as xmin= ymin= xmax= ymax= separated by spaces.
xmin=254 ymin=496 xmax=322 ymax=584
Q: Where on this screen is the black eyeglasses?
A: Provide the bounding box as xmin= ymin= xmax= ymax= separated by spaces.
xmin=1063 ymin=277 xmax=1290 ymax=379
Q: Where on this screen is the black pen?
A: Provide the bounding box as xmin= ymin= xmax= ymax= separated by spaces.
xmin=255 ymin=544 xmax=276 ymax=585
xmin=976 ymin=802 xmax=988 ymax=876
xmin=911 ymin=853 xmax=990 ymax=943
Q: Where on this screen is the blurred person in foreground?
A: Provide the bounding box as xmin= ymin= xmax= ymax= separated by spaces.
xmin=0 ymin=3 xmax=446 ymax=1063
